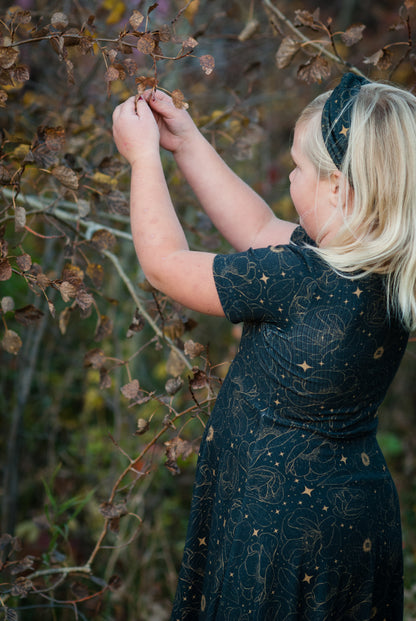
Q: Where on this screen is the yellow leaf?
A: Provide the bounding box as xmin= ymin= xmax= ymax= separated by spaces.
xmin=103 ymin=0 xmax=126 ymax=25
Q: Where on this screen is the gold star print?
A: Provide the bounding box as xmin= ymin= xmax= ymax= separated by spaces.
xmin=298 ymin=361 xmax=312 ymax=372
xmin=340 ymin=455 xmax=347 ymax=464
xmin=302 ymin=486 xmax=313 ymax=497
xmin=303 ymin=573 xmax=313 ymax=583
xmin=198 ymin=537 xmax=207 ymax=546
xmin=253 ymin=529 xmax=259 ymax=537
xmin=323 ymin=505 xmax=329 ymax=511
xmin=353 ymin=286 xmax=363 ymax=297
xmin=274 ymin=398 xmax=280 ymax=406
xmin=260 ymin=273 xmax=269 ymax=284
xmin=340 ymin=125 xmax=349 ymax=136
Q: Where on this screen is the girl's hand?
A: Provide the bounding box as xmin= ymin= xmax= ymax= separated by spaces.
xmin=146 ymin=90 xmax=199 ymax=155
xmin=112 ymin=96 xmax=160 ymax=166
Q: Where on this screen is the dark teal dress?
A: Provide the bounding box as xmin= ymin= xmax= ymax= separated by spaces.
xmin=171 ymin=227 xmax=408 ymax=620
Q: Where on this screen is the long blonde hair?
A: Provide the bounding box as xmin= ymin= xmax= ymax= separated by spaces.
xmin=297 ymin=81 xmax=416 ymax=332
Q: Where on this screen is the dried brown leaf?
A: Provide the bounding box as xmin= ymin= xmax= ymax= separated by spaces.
xmin=183 ymin=36 xmax=198 ymax=50
xmin=1 ymin=296 xmax=14 ymax=313
xmin=15 ymin=304 xmax=44 ymax=326
xmin=84 ymin=348 xmax=106 ymax=369
xmin=16 ymin=253 xmax=32 ymax=272
xmin=10 ymin=555 xmax=35 ymax=575
xmin=0 ymin=90 xmax=7 ymax=107
xmin=104 ymin=65 xmax=120 ymax=83
xmin=86 ymin=263 xmax=104 ymax=288
xmin=0 ymin=259 xmax=12 ymax=281
xmin=99 ymin=501 xmax=128 ymax=520
xmin=189 ymin=367 xmax=207 ymax=390
xmin=100 ymin=368 xmax=112 ymax=389
xmin=164 ymin=436 xmax=195 ymax=475
xmin=199 ymin=54 xmax=215 ymax=75
xmin=166 ymin=349 xmax=186 ymax=376
xmin=294 ymin=9 xmax=321 ymax=30
xmin=2 ymin=329 xmax=22 ymax=355
xmin=12 ymin=64 xmax=30 ymax=82
xmin=341 ymin=24 xmax=366 ymax=47
xmin=11 ymin=8 xmax=32 ymax=24
xmin=91 ymin=228 xmax=116 ymax=251
xmin=126 ymin=309 xmax=145 ymax=338
xmin=297 ymin=55 xmax=330 ymax=83
xmin=95 ymin=314 xmax=113 ymax=341
xmin=163 ymin=316 xmax=185 ymax=340
xmin=129 ymin=10 xmax=144 ymax=30
xmin=0 ymin=47 xmax=19 ymax=70
xmin=137 ymin=33 xmax=155 ymax=55
xmin=165 ymin=376 xmax=183 ymax=396
xmin=121 ymin=379 xmax=140 ymax=400
xmin=364 ymin=48 xmax=392 ymax=69
xmin=11 ymin=577 xmax=33 ymax=597
xmin=135 ymin=75 xmax=158 ymax=95
xmin=51 ymin=12 xmax=69 ymax=29
xmin=36 ymin=272 xmax=50 ymax=290
xmin=59 ymin=280 xmax=77 ymax=302
xmin=136 ymin=418 xmax=150 ymax=435
xmin=184 ymin=339 xmax=205 ymax=358
xmin=62 ymin=263 xmax=84 ymax=285
xmin=171 ymin=89 xmax=189 ymax=109
xmin=76 ymin=288 xmax=94 ymax=311
xmin=276 ymin=36 xmax=301 ymax=69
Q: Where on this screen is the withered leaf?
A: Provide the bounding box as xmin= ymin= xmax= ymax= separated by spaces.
xmin=164 ymin=436 xmax=195 ymax=475
xmin=59 ymin=280 xmax=77 ymax=302
xmin=11 ymin=8 xmax=32 ymax=24
xmin=52 ymin=165 xmax=79 ymax=190
xmin=0 ymin=164 xmax=11 ymax=183
xmin=15 ymin=304 xmax=44 ymax=326
xmin=11 ymin=577 xmax=33 ymax=597
xmin=62 ymin=263 xmax=84 ymax=284
xmin=10 ymin=555 xmax=35 ymax=575
xmin=76 ymin=288 xmax=94 ymax=311
xmin=163 ymin=316 xmax=185 ymax=340
xmin=0 ymin=47 xmax=19 ymax=70
xmin=123 ymin=58 xmax=138 ymax=76
xmin=184 ymin=339 xmax=205 ymax=358
xmin=158 ymin=24 xmax=172 ymax=42
xmin=51 ymin=12 xmax=69 ymax=30
xmin=276 ymin=36 xmax=301 ymax=69
xmin=95 ymin=314 xmax=113 ymax=341
xmin=294 ymin=9 xmax=321 ymax=30
xmin=121 ymin=379 xmax=140 ymax=400
xmin=16 ymin=253 xmax=31 ymax=272
xmin=136 ymin=418 xmax=150 ymax=435
xmin=126 ymin=309 xmax=145 ymax=338
xmin=12 ymin=64 xmax=30 ymax=82
xmin=129 ymin=10 xmax=144 ymax=30
xmin=135 ymin=75 xmax=158 ymax=95
xmin=1 ymin=296 xmax=14 ymax=313
xmin=0 ymin=90 xmax=7 ymax=107
xmin=106 ymin=189 xmax=129 ymax=215
xmin=2 ymin=329 xmax=22 ymax=355
xmin=65 ymin=58 xmax=74 ymax=84
xmin=341 ymin=24 xmax=366 ymax=47
xmin=4 ymin=607 xmax=18 ymax=621
xmin=48 ymin=300 xmax=55 ymax=317
xmin=189 ymin=367 xmax=207 ymax=390
xmin=104 ymin=65 xmax=120 ymax=83
xmin=165 ymin=376 xmax=183 ymax=396
xmin=297 ymin=55 xmax=330 ymax=83
xmin=86 ymin=263 xmax=104 ymax=288
xmin=0 ymin=259 xmax=12 ymax=281
xmin=172 ymin=89 xmax=189 ymax=110
xmin=36 ymin=272 xmax=50 ymax=290
xmin=91 ymin=228 xmax=116 ymax=251
xmin=183 ymin=36 xmax=198 ymax=50
xmin=99 ymin=501 xmax=128 ymax=519
xmin=84 ymin=348 xmax=106 ymax=369
xmin=364 ymin=48 xmax=392 ymax=69
xmin=166 ymin=349 xmax=186 ymax=377
xmin=199 ymin=54 xmax=215 ymax=75
xmin=137 ymin=33 xmax=155 ymax=55
xmin=100 ymin=368 xmax=112 ymax=389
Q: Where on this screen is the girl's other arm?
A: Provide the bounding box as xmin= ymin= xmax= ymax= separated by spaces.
xmin=148 ymin=91 xmax=296 ymax=251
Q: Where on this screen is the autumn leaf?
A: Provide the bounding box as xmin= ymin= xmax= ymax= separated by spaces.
xmin=165 ymin=376 xmax=183 ymax=396
xmin=276 ymin=36 xmax=301 ymax=69
xmin=184 ymin=339 xmax=204 ymax=358
xmin=52 ymin=165 xmax=79 ymax=189
xmin=294 ymin=9 xmax=321 ymax=30
xmin=14 ymin=205 xmax=26 ymax=232
xmin=2 ymin=329 xmax=22 ymax=355
xmin=137 ymin=33 xmax=155 ymax=55
xmin=341 ymin=24 xmax=366 ymax=47
xmin=136 ymin=418 xmax=150 ymax=435
xmin=95 ymin=314 xmax=113 ymax=341
xmin=0 ymin=47 xmax=19 ymax=69
xmin=16 ymin=253 xmax=31 ymax=272
xmin=84 ymin=348 xmax=106 ymax=369
xmin=189 ymin=367 xmax=208 ymax=390
xmin=51 ymin=12 xmax=69 ymax=29
xmin=172 ymin=89 xmax=189 ymax=110
xmin=76 ymin=288 xmax=94 ymax=311
xmin=1 ymin=296 xmax=14 ymax=313
xmin=121 ymin=379 xmax=140 ymax=400
xmin=297 ymin=55 xmax=331 ymax=83
xmin=199 ymin=54 xmax=215 ymax=75
xmin=99 ymin=501 xmax=128 ymax=519
xmin=129 ymin=10 xmax=144 ymax=31
xmin=15 ymin=304 xmax=44 ymax=326
xmin=86 ymin=263 xmax=104 ymax=288
xmin=0 ymin=259 xmax=12 ymax=281
xmin=91 ymin=228 xmax=116 ymax=251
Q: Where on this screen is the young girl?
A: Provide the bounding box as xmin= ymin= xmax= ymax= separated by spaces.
xmin=112 ymin=72 xmax=415 ymax=620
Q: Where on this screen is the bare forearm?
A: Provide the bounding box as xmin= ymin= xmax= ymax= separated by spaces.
xmin=173 ymin=130 xmax=277 ymax=251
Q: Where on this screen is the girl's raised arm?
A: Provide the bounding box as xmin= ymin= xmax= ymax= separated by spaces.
xmin=148 ymin=91 xmax=296 ymax=251
xmin=112 ymin=96 xmax=224 ymax=316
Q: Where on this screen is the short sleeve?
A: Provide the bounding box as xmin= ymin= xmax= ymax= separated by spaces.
xmin=213 ymin=226 xmax=318 ymax=324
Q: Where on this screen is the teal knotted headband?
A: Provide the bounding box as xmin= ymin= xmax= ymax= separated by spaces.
xmin=321 ymin=72 xmax=370 ymax=170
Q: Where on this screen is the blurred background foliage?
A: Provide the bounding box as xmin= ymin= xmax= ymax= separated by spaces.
xmin=0 ymin=0 xmax=416 ymax=618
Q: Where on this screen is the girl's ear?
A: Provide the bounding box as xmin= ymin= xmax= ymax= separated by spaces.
xmin=329 ymin=170 xmax=341 ymax=207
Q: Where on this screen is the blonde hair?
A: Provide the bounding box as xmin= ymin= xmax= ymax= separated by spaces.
xmin=296 ymin=81 xmax=416 ymax=332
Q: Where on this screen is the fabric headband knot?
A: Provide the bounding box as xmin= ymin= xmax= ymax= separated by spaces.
xmin=321 ymin=72 xmax=370 ymax=170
